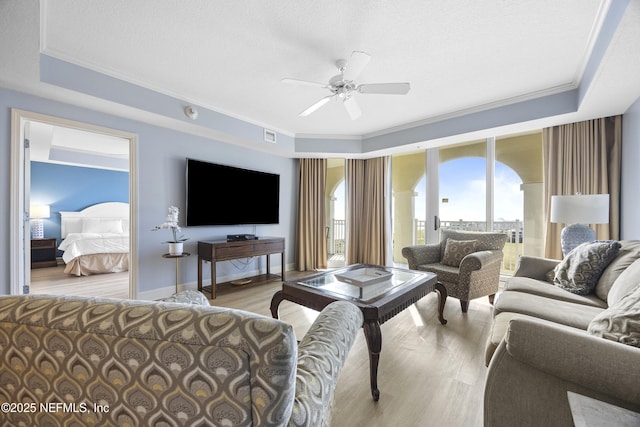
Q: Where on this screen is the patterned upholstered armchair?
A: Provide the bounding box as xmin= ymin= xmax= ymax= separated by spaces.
xmin=402 ymin=229 xmax=507 ymax=312
xmin=0 ymin=293 xmax=362 ymax=427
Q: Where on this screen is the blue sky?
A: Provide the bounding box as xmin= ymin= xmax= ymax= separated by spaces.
xmin=417 ymin=157 xmax=523 ymax=222
xmin=332 ymin=157 xmax=523 ymax=222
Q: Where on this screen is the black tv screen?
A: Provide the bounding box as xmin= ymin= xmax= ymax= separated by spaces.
xmin=186 ymin=158 xmax=280 ymax=226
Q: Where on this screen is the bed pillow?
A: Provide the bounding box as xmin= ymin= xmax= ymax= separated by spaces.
xmin=588 ymin=283 xmax=640 ymax=347
xmin=441 ymin=238 xmax=478 ymax=267
xmin=82 ymin=218 xmax=124 ymax=234
xmin=548 ymin=240 xmax=621 ymax=296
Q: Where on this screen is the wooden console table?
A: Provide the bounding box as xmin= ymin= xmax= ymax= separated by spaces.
xmin=197 ymin=237 xmax=285 ymax=299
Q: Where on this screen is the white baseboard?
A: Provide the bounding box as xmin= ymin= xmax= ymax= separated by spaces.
xmin=137 ymin=262 xmax=294 ymax=301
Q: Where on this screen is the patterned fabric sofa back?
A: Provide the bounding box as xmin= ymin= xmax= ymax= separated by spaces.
xmin=0 ymin=295 xmax=297 ymax=426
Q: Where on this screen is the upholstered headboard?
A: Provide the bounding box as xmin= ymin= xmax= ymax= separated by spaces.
xmin=60 ymin=202 xmax=129 ymax=238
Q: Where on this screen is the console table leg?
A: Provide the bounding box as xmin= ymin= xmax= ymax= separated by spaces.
xmin=270 ymin=291 xmax=285 ymax=319
xmin=211 ymin=261 xmax=217 ymax=299
xmin=363 ymin=320 xmax=382 ymax=401
xmin=197 ymin=256 xmax=203 ymax=293
xmin=280 ymin=251 xmax=285 ymax=281
xmin=435 ymin=282 xmax=448 ymax=325
xmin=266 ymin=253 xmax=271 ymax=277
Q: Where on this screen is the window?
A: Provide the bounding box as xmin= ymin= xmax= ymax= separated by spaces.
xmin=391 ymin=151 xmax=426 ymax=263
xmin=326 ymin=159 xmax=346 ymax=268
xmin=392 ymin=132 xmax=543 ymax=274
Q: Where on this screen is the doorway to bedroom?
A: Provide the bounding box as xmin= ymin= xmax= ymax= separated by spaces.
xmin=10 ymin=109 xmax=137 ymax=299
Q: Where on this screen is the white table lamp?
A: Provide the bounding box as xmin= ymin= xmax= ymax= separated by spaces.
xmin=550 ymin=194 xmax=609 ymax=257
xmin=30 ymin=204 xmax=50 ymax=239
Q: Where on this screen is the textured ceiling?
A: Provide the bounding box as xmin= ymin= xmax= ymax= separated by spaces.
xmin=40 ymin=0 xmax=606 ymax=137
xmin=1 ymin=0 xmax=639 ymax=157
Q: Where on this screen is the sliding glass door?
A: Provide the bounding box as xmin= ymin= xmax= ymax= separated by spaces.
xmin=326 ymin=159 xmax=346 ymax=268
xmin=438 ymin=140 xmax=487 ymax=233
xmin=391 ymin=151 xmax=426 ymax=264
xmin=391 ymin=132 xmax=543 ymax=274
xmin=495 ymin=133 xmax=544 ymax=270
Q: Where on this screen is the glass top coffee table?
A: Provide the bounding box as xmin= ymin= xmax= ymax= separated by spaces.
xmin=270 ymin=264 xmax=446 ymax=401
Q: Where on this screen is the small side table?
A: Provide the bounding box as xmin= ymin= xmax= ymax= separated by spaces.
xmin=162 ymin=253 xmax=191 ymax=293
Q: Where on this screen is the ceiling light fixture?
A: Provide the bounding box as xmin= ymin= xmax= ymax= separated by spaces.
xmin=184 ymin=106 xmax=198 ymax=120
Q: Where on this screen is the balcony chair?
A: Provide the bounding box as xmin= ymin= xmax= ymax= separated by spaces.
xmin=402 ymin=229 xmax=507 ymax=312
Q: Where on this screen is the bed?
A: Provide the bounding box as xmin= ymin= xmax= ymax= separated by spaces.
xmin=58 ymin=202 xmax=130 ymax=276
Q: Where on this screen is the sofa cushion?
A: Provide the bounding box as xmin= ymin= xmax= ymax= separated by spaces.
xmin=548 ymin=240 xmax=621 ymax=296
xmin=418 ymin=263 xmax=460 ymax=284
xmin=493 ymin=291 xmax=604 ymax=330
xmin=595 ymin=240 xmax=640 ymax=301
xmin=441 ymin=238 xmax=477 ymax=267
xmin=608 ymin=258 xmax=640 ymax=306
xmin=588 ymin=283 xmax=640 ymax=347
xmin=485 ymin=311 xmax=537 ymax=366
xmin=504 ymin=277 xmax=607 ymax=309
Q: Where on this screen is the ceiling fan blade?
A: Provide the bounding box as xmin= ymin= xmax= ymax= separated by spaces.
xmin=343 ymin=96 xmax=362 ymax=120
xmin=343 ymin=51 xmax=371 ymax=81
xmin=281 ymin=78 xmax=328 ymax=89
xmin=358 ymin=82 xmax=410 ymax=95
xmin=299 ymin=95 xmax=333 ymax=117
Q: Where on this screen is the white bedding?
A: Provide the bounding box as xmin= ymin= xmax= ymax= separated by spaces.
xmin=58 ymin=232 xmax=129 ymax=264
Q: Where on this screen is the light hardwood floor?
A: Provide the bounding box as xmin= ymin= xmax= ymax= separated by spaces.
xmin=212 ymin=272 xmax=493 ymax=427
xmin=30 ymin=265 xmax=130 ymax=298
xmin=29 ymin=267 xmax=493 ymax=426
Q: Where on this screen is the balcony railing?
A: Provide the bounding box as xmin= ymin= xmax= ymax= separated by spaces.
xmin=328 ymin=219 xmax=346 ymax=255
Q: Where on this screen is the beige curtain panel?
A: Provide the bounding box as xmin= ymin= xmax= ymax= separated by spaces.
xmin=296 ymin=158 xmax=327 ymax=271
xmin=346 ymin=157 xmax=388 ymax=265
xmin=542 ymin=116 xmax=622 ymax=259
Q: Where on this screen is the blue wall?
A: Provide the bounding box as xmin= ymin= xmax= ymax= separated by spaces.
xmin=30 ymin=161 xmax=129 ymax=248
xmin=0 ymin=87 xmax=298 ymax=295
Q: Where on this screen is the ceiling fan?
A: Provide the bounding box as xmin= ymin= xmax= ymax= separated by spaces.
xmin=282 ymin=51 xmax=410 ymax=120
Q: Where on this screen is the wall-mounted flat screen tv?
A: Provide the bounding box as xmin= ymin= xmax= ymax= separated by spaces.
xmin=186 ymin=158 xmax=280 ymax=226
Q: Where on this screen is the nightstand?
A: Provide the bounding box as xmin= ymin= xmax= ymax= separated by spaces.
xmin=31 ymin=237 xmax=58 ymax=268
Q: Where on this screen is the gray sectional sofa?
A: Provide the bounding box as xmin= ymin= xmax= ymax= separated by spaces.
xmin=484 ymin=240 xmax=640 ymax=426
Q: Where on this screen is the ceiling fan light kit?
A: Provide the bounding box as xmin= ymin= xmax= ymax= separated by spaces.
xmin=282 ymin=51 xmax=410 ymax=120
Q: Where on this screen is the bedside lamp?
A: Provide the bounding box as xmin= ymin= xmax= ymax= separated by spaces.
xmin=550 ymin=194 xmax=609 ymax=257
xmin=30 ymin=204 xmax=50 ymax=239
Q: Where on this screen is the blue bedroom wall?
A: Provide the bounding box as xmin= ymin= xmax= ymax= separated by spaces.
xmin=30 ymin=161 xmax=129 ymax=250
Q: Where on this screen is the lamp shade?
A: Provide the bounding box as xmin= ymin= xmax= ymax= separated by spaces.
xmin=30 ymin=204 xmax=50 ymax=219
xmin=550 ymin=194 xmax=609 ymax=225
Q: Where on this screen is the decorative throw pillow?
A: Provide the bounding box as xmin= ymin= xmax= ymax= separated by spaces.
xmin=441 ymin=238 xmax=477 ymax=267
xmin=588 ymin=283 xmax=640 ymax=347
xmin=548 ymin=240 xmax=621 ymax=296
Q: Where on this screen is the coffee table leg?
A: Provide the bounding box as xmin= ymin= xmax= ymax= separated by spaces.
xmin=435 ymin=283 xmax=448 ymax=325
xmin=363 ymin=320 xmax=382 ymax=401
xmin=270 ymin=291 xmax=285 ymax=319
